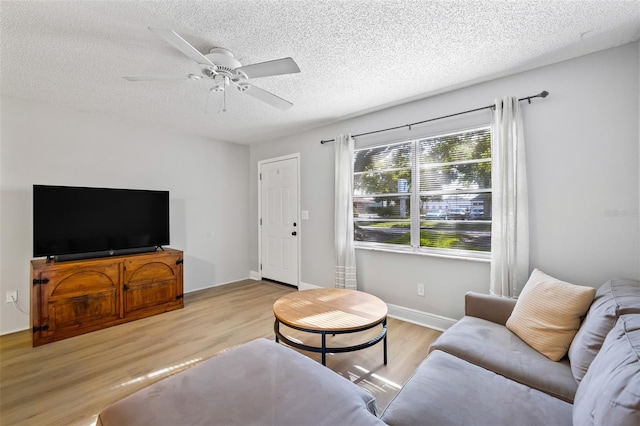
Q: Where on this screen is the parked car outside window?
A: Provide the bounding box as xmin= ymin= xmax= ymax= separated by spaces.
xmin=425 ymin=210 xmax=447 ymax=220
xmin=469 ymin=207 xmax=484 ymax=220
xmin=446 ymin=208 xmax=468 ymax=220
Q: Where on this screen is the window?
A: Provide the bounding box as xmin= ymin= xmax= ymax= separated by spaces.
xmin=353 ymin=126 xmax=492 ymax=257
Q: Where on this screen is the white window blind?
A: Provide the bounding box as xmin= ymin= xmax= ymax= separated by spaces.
xmin=353 ymin=126 xmax=492 ymax=257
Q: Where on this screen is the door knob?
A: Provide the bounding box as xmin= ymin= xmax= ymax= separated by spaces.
xmin=291 ymin=231 xmax=297 ymax=236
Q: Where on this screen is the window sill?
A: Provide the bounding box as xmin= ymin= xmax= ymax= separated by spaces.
xmin=354 ymin=243 xmax=491 ymax=263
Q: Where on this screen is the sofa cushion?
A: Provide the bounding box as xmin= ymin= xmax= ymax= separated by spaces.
xmin=430 ymin=315 xmax=578 ymax=402
xmin=568 ymin=278 xmax=640 ymax=383
xmin=506 ymin=269 xmax=596 ymax=361
xmin=381 ymin=350 xmax=573 ymax=426
xmin=573 ymin=314 xmax=640 ymax=426
xmin=97 ymin=338 xmax=383 ymax=426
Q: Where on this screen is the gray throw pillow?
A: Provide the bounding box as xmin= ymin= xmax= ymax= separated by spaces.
xmin=573 ymin=314 xmax=640 ymax=426
xmin=568 ymin=278 xmax=640 ymax=383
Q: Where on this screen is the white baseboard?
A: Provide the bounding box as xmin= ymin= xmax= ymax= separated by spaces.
xmin=1 ymin=326 xmax=30 ymax=336
xmin=386 ymin=303 xmax=457 ymax=331
xmin=249 ymin=270 xmax=260 ymax=280
xmin=185 ymin=276 xmax=253 ymax=294
xmin=299 ymin=281 xmax=321 ymax=290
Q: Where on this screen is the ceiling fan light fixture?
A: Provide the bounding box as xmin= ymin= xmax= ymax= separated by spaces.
xmin=210 ymin=74 xmax=230 ymax=93
xmin=214 ymin=74 xmax=229 ymax=85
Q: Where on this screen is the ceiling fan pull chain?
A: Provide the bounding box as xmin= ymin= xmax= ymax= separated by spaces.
xmin=222 ymin=88 xmax=227 ymax=113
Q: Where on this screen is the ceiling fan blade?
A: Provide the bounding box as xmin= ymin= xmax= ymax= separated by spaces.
xmin=236 ymin=57 xmax=300 ymax=79
xmin=123 ymin=75 xmax=191 ymax=81
xmin=242 ymin=84 xmax=293 ymax=110
xmin=148 ymin=27 xmax=216 ymax=67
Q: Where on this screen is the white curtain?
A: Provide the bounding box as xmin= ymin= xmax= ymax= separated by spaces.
xmin=334 ymin=134 xmax=357 ymax=290
xmin=490 ymin=97 xmax=529 ymax=298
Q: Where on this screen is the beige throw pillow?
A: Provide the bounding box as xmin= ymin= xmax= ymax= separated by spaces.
xmin=506 ymin=269 xmax=596 ymax=361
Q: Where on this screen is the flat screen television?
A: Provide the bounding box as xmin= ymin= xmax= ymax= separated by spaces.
xmin=33 ymin=185 xmax=170 ymax=261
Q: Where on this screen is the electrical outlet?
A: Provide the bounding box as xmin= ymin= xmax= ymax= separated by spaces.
xmin=6 ymin=290 xmax=17 ymax=303
xmin=417 ymin=283 xmax=425 ymax=297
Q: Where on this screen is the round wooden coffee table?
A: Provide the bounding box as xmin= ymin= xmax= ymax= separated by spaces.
xmin=273 ymin=288 xmax=388 ymax=366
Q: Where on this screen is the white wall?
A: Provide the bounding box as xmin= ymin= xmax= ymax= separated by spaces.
xmin=250 ymin=42 xmax=640 ymax=322
xmin=0 ymin=97 xmax=251 ymax=334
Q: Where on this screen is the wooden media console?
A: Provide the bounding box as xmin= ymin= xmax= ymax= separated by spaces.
xmin=30 ymin=248 xmax=184 ymax=346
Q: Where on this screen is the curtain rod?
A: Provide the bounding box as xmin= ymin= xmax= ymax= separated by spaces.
xmin=320 ymin=90 xmax=549 ymax=144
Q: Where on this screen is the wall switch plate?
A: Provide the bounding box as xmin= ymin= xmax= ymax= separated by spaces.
xmin=6 ymin=290 xmax=17 ymax=303
xmin=301 ymin=210 xmax=309 ymax=220
xmin=417 ymin=283 xmax=425 ymax=297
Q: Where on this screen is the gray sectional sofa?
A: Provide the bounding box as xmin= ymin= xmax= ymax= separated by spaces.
xmin=98 ymin=278 xmax=640 ymax=425
xmin=381 ymin=278 xmax=640 ymax=425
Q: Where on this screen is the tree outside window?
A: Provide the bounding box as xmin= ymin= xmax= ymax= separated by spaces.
xmin=353 ymin=127 xmax=492 ymax=255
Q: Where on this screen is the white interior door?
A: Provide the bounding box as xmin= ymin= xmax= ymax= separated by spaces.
xmin=260 ymin=157 xmax=299 ymax=286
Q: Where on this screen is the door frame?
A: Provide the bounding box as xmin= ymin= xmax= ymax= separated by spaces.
xmin=257 ymin=153 xmax=301 ymax=287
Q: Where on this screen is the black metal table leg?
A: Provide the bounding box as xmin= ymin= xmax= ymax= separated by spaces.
xmin=321 ymin=332 xmax=327 ymax=365
xmin=383 ymin=318 xmax=388 ymax=365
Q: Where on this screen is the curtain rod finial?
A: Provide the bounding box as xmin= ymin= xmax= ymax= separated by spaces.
xmin=540 ymin=90 xmax=549 ymax=98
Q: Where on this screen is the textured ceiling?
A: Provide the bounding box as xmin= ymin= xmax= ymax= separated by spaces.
xmin=2 ymin=1 xmax=639 ymax=145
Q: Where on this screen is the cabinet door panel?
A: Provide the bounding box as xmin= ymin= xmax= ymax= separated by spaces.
xmin=50 ymin=290 xmax=118 ymax=330
xmin=40 ymin=266 xmax=121 ymax=336
xmin=124 ymin=254 xmax=181 ymax=315
xmin=124 ymin=278 xmax=176 ymax=312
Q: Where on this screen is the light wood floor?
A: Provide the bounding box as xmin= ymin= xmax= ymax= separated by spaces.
xmin=0 ymin=280 xmax=441 ymax=426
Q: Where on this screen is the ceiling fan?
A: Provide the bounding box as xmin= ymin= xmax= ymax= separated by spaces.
xmin=124 ymin=27 xmax=300 ymax=111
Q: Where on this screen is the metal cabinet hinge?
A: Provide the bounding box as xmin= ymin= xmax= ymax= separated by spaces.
xmin=33 ymin=278 xmax=49 ymax=285
xmin=33 ymin=325 xmax=49 ymax=332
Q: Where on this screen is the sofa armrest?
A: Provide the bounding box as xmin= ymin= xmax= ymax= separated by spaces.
xmin=465 ymin=292 xmax=517 ymax=325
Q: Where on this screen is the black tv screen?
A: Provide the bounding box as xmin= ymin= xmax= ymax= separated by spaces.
xmin=33 ymin=185 xmax=170 ymax=259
